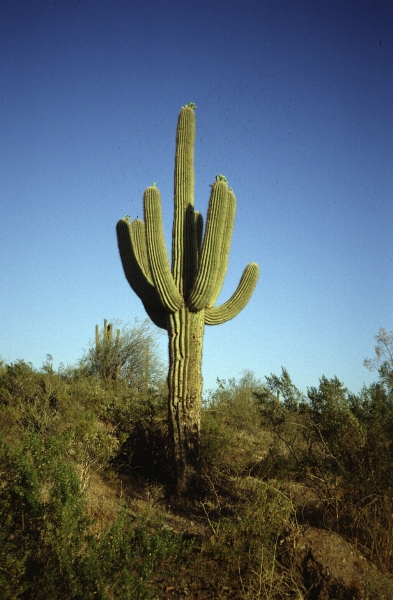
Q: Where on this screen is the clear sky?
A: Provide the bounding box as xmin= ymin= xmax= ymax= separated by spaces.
xmin=1 ymin=0 xmax=392 ymax=395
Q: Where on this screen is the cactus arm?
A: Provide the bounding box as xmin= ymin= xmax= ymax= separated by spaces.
xmin=195 ymin=211 xmax=203 ymax=257
xmin=105 ymin=321 xmax=113 ymax=345
xmin=116 ymin=218 xmax=162 ymax=307
xmin=142 ymin=300 xmax=168 ymax=330
xmin=130 ymin=219 xmax=153 ymax=283
xmin=94 ymin=320 xmax=123 ymax=380
xmin=188 ymin=180 xmax=228 ymax=311
xmin=144 ymin=185 xmax=183 ymax=312
xmin=172 ymin=104 xmax=197 ymax=296
xmin=207 ymin=187 xmax=236 ymax=307
xmin=204 ymin=262 xmax=260 ymax=325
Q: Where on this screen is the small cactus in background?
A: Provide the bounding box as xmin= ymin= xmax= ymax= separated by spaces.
xmin=116 ymin=104 xmax=259 ymax=498
xmin=95 ymin=320 xmax=121 ymax=380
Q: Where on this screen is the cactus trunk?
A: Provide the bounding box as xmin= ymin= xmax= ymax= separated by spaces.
xmin=167 ymin=307 xmax=205 ymax=498
xmin=116 ymin=103 xmax=259 ymax=499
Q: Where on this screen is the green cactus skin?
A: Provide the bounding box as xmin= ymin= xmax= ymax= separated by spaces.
xmin=116 ymin=104 xmax=259 ymax=498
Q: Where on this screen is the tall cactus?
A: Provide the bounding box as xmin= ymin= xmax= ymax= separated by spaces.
xmin=116 ymin=104 xmax=259 ymax=498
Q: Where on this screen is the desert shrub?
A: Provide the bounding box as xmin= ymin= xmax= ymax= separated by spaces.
xmin=0 ymin=360 xmax=61 ymax=439
xmin=0 ymin=339 xmax=172 ymax=490
xmin=205 ymin=371 xmax=265 ymax=434
xmin=256 ymin=369 xmax=393 ymax=572
xmin=0 ymin=430 xmax=192 ymax=599
xmin=305 ymin=377 xmax=393 ymax=560
xmin=0 ymin=362 xmax=123 ymax=491
xmin=364 ymin=327 xmax=393 ymax=391
xmin=254 ymin=369 xmax=309 ymax=479
xmin=78 ymin=510 xmax=193 ymax=600
xmin=202 ymin=372 xmax=271 ymax=477
xmin=307 ymin=377 xmax=367 ymax=473
xmin=69 ymin=416 xmax=120 ymax=490
xmin=256 ymin=373 xmax=374 ymax=492
xmin=348 ymin=382 xmax=393 ymax=487
xmin=343 ymin=383 xmax=393 ymax=568
xmin=0 ymin=360 xmax=44 ymax=405
xmin=201 ymin=407 xmax=235 ymax=471
xmin=197 ymin=477 xmax=297 ymax=598
xmin=0 ymin=431 xmax=90 ymax=598
xmin=113 ymin=391 xmax=172 ymax=484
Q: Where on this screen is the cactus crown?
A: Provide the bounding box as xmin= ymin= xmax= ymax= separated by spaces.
xmin=182 ymin=102 xmax=197 ymax=110
xmin=215 ymin=174 xmax=228 ymax=182
xmin=116 ymin=104 xmax=259 ymax=329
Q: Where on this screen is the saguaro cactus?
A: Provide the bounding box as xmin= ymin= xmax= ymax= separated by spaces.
xmin=116 ymin=103 xmax=259 ymax=498
xmin=95 ymin=320 xmax=121 ymax=380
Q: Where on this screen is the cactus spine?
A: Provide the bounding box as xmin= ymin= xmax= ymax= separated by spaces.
xmin=116 ymin=104 xmax=259 ymax=498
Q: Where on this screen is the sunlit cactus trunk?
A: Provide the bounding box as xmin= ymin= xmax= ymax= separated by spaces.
xmin=167 ymin=307 xmax=205 ymax=497
xmin=116 ymin=103 xmax=259 ymax=499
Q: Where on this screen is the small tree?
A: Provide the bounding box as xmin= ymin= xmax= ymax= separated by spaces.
xmin=364 ymin=328 xmax=393 ymax=391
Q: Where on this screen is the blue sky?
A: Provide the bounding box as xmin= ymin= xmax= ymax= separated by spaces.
xmin=1 ymin=0 xmax=392 ymax=395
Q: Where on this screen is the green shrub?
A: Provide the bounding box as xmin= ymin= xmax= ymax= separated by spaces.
xmin=205 ymin=371 xmax=265 ymax=435
xmin=0 ymin=431 xmax=192 ymax=599
xmin=114 ymin=392 xmax=172 ymax=484
xmin=202 ymin=372 xmax=271 ymax=476
xmin=78 ymin=510 xmax=192 ymax=599
xmin=0 ymin=431 xmax=90 ymax=598
xmin=198 ymin=478 xmax=296 ymax=598
xmin=255 ymin=369 xmax=393 ymax=571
